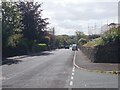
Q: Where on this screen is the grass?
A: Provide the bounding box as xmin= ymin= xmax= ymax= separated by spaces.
xmin=83 ymin=37 xmax=105 ymax=47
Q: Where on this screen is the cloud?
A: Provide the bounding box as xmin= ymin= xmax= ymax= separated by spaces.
xmin=35 ymin=0 xmax=118 ymax=35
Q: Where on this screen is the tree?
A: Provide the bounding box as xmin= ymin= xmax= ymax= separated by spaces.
xmin=2 ymin=1 xmax=50 ymax=57
xmin=16 ymin=1 xmax=49 ymax=51
xmin=75 ymin=31 xmax=87 ymax=44
xmin=78 ymin=38 xmax=87 ymax=45
xmin=2 ymin=2 xmax=22 ymax=57
xmin=55 ymin=35 xmax=73 ymax=48
xmin=42 ymin=36 xmax=50 ymax=46
xmin=43 ymin=27 xmax=56 ymax=49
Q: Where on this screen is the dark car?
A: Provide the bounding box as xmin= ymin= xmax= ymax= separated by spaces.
xmin=65 ymin=45 xmax=69 ymax=49
xmin=72 ymin=44 xmax=78 ymax=51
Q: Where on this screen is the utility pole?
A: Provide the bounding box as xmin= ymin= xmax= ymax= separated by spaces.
xmin=88 ymin=23 xmax=90 ymax=35
xmin=101 ymin=21 xmax=102 ymax=34
xmin=113 ymin=19 xmax=115 ymax=23
xmin=94 ymin=23 xmax=96 ymax=34
xmin=107 ymin=20 xmax=109 ymax=31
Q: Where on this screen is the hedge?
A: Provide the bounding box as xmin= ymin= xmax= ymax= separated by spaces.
xmin=33 ymin=43 xmax=47 ymax=52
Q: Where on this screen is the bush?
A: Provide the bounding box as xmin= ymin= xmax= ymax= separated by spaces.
xmin=83 ymin=38 xmax=105 ymax=47
xmin=101 ymin=28 xmax=120 ymax=43
xmin=84 ymin=27 xmax=120 ymax=47
xmin=33 ymin=43 xmax=47 ymax=52
xmin=78 ymin=38 xmax=87 ymax=45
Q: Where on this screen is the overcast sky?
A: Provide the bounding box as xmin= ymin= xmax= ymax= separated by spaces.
xmin=34 ymin=0 xmax=119 ymax=35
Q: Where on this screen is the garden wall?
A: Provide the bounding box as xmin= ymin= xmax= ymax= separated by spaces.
xmin=79 ymin=41 xmax=120 ymax=63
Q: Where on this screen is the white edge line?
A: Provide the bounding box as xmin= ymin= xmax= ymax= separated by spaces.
xmin=70 ymin=81 xmax=73 ymax=86
xmin=72 ymin=73 xmax=74 ymax=76
xmin=71 ymin=76 xmax=74 ymax=80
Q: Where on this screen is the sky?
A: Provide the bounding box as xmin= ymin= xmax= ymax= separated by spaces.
xmin=10 ymin=0 xmax=120 ymax=35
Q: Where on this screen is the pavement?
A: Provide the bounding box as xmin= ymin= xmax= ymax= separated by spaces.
xmin=75 ymin=49 xmax=120 ymax=74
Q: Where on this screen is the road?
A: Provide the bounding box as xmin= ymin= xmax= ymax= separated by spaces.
xmin=2 ymin=49 xmax=118 ymax=88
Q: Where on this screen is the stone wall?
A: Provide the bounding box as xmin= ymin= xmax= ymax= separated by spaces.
xmin=79 ymin=41 xmax=120 ymax=63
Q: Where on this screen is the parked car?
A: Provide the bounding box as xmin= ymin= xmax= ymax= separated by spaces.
xmin=72 ymin=44 xmax=78 ymax=51
xmin=65 ymin=45 xmax=69 ymax=49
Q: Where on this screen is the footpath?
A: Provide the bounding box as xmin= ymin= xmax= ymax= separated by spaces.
xmin=75 ymin=49 xmax=120 ymax=75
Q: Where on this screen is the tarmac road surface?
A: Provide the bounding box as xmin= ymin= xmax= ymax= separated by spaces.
xmin=2 ymin=49 xmax=118 ymax=88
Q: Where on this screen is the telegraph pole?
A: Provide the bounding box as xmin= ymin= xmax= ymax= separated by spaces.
xmin=107 ymin=20 xmax=109 ymax=31
xmin=94 ymin=23 xmax=96 ymax=34
xmin=88 ymin=23 xmax=90 ymax=35
xmin=101 ymin=21 xmax=102 ymax=34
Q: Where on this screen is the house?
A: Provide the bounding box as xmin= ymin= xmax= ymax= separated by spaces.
xmin=108 ymin=23 xmax=120 ymax=29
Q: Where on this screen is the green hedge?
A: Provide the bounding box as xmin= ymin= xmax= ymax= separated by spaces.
xmin=33 ymin=43 xmax=47 ymax=52
xmin=102 ymin=28 xmax=120 ymax=43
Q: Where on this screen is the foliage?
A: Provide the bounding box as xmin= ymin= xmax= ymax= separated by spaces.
xmin=78 ymin=38 xmax=87 ymax=45
xmin=88 ymin=34 xmax=100 ymax=40
xmin=84 ymin=27 xmax=120 ymax=47
xmin=33 ymin=43 xmax=47 ymax=52
xmin=83 ymin=37 xmax=105 ymax=47
xmin=16 ymin=2 xmax=49 ymax=51
xmin=2 ymin=2 xmax=22 ymax=46
xmin=43 ymin=28 xmax=56 ymax=49
xmin=55 ymin=35 xmax=75 ymax=48
xmin=75 ymin=31 xmax=88 ymax=44
xmin=2 ymin=1 xmax=50 ymax=57
xmin=101 ymin=28 xmax=120 ymax=43
xmin=17 ymin=2 xmax=49 ymax=40
xmin=42 ymin=36 xmax=50 ymax=46
xmin=7 ymin=34 xmax=22 ymax=47
xmin=2 ymin=2 xmax=23 ymax=57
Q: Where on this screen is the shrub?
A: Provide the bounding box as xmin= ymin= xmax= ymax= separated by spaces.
xmin=101 ymin=28 xmax=120 ymax=43
xmin=33 ymin=43 xmax=47 ymax=52
xmin=84 ymin=27 xmax=120 ymax=47
xmin=83 ymin=37 xmax=105 ymax=47
xmin=78 ymin=38 xmax=87 ymax=45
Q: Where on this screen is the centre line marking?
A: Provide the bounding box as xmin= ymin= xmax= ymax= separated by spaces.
xmin=70 ymin=81 xmax=73 ymax=86
xmin=72 ymin=67 xmax=75 ymax=71
xmin=73 ymin=66 xmax=75 ymax=70
xmin=72 ymin=73 xmax=74 ymax=75
xmin=72 ymin=69 xmax=75 ymax=72
xmin=71 ymin=76 xmax=74 ymax=80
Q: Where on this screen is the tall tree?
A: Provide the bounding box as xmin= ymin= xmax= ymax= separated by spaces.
xmin=16 ymin=2 xmax=49 ymax=51
xmin=2 ymin=2 xmax=22 ymax=57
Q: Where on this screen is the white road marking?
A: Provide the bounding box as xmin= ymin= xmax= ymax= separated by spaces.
xmin=73 ymin=51 xmax=76 ymax=60
xmin=72 ymin=73 xmax=74 ymax=76
xmin=72 ymin=69 xmax=75 ymax=72
xmin=69 ymin=51 xmax=76 ymax=86
xmin=71 ymin=76 xmax=74 ymax=80
xmin=73 ymin=66 xmax=75 ymax=70
xmin=70 ymin=81 xmax=73 ymax=86
xmin=72 ymin=67 xmax=75 ymax=71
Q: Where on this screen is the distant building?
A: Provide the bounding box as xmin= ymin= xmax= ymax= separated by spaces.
xmin=101 ymin=23 xmax=120 ymax=33
xmin=108 ymin=23 xmax=120 ymax=29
